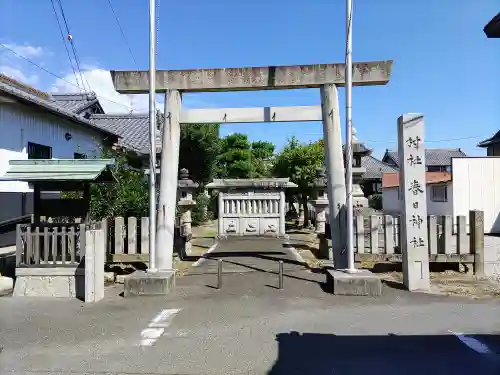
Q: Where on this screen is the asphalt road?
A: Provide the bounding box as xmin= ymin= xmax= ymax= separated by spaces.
xmin=1 ymin=238 xmax=500 ymax=374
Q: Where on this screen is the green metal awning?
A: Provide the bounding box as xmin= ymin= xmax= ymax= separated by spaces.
xmin=0 ymin=159 xmax=116 ymax=183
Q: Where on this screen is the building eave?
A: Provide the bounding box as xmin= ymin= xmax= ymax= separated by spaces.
xmin=477 ymin=132 xmax=500 ymax=148
xmin=484 ymin=13 xmax=500 ymax=38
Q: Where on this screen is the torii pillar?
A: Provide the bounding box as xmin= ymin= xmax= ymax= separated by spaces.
xmin=110 ymin=60 xmax=393 ymax=282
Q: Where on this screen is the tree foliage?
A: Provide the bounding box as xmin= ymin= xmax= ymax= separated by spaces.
xmin=272 ymin=137 xmax=324 ymax=222
xmin=216 ymin=133 xmax=275 ymax=178
xmin=157 ymin=110 xmax=220 ymax=185
xmin=179 ymin=123 xmax=220 ymax=185
xmin=250 ymin=140 xmax=275 ymax=178
xmin=273 ymin=137 xmax=324 ymax=190
xmin=89 ymin=148 xmax=148 ymax=220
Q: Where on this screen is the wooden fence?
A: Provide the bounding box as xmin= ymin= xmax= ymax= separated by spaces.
xmin=349 ymin=214 xmax=475 ymax=263
xmin=16 ymin=223 xmax=86 ymax=267
xmin=104 ymin=216 xmax=150 ymax=262
xmin=16 ymin=214 xmax=479 ymax=267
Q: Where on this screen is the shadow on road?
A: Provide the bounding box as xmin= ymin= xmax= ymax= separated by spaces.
xmin=268 ymin=332 xmax=500 ymax=374
xmin=204 ymin=250 xmax=307 ymax=267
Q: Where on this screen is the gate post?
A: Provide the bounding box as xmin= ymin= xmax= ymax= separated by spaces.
xmin=85 ymin=228 xmax=105 ymax=303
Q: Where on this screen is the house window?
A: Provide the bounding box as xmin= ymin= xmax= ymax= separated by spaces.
xmin=373 ymin=182 xmax=382 ymax=193
xmin=427 ymin=166 xmax=447 ymax=172
xmin=74 ymin=152 xmax=87 ymax=159
xmin=28 ymin=142 xmax=52 ymax=159
xmin=431 ymin=184 xmax=448 ymax=202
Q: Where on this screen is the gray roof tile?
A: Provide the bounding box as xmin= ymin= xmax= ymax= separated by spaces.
xmin=51 ymin=93 xmax=101 ymax=114
xmin=384 ymin=148 xmax=467 ymax=167
xmin=361 ymin=155 xmax=398 ymax=179
xmin=90 ymin=114 xmax=160 ymax=153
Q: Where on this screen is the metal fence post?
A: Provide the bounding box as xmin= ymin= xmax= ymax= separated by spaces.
xmin=278 ymin=260 xmax=284 ymax=290
xmin=217 ymin=259 xmax=223 ymax=289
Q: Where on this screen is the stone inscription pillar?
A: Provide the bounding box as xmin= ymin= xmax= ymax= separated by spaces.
xmin=156 ymin=89 xmax=182 ymax=270
xmin=398 ymin=113 xmax=430 ymax=291
xmin=320 ymin=84 xmax=347 ymax=266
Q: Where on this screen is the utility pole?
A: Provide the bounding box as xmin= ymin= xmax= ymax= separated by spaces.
xmin=345 ymin=0 xmax=356 ymax=272
xmin=147 ymin=0 xmax=157 ymax=271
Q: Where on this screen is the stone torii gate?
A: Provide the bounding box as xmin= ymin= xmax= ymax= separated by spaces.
xmin=111 ymin=60 xmax=392 ymax=280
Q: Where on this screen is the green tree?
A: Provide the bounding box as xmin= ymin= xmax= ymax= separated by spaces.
xmin=89 ymin=148 xmax=148 ymax=220
xmin=157 ymin=110 xmax=220 ymax=185
xmin=179 ymin=123 xmax=220 ymax=185
xmin=217 ymin=133 xmax=253 ymax=178
xmin=217 ymin=133 xmax=276 ymax=178
xmin=250 ymin=140 xmax=275 ymax=178
xmin=272 ymin=137 xmax=324 ymax=223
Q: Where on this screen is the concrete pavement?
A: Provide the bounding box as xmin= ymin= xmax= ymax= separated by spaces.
xmin=186 ymin=237 xmax=308 ymax=275
xmin=1 ymin=237 xmax=500 ymax=374
xmin=2 ymin=267 xmax=500 ymax=374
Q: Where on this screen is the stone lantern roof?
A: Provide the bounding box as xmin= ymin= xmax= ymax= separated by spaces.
xmin=177 ymin=168 xmax=199 ymax=190
xmin=309 ymin=167 xmax=328 ymax=188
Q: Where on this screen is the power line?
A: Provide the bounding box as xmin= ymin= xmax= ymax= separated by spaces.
xmin=301 ymin=133 xmax=485 ymax=144
xmin=366 ymin=135 xmax=484 ymax=144
xmin=49 ymin=0 xmax=82 ymax=92
xmin=106 ymin=0 xmax=139 ymax=70
xmin=0 ymin=43 xmax=135 ymax=111
xmin=156 ymin=0 xmax=161 ymax=59
xmin=55 ymin=0 xmax=91 ymax=93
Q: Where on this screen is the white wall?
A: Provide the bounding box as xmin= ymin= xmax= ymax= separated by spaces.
xmin=0 ymin=104 xmax=104 ymax=193
xmin=382 ymin=183 xmax=453 ymax=217
xmin=382 ymin=187 xmax=400 ymax=215
xmin=452 ymin=157 xmax=500 ymax=233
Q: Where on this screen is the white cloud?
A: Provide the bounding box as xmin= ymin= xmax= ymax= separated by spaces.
xmin=0 ymin=42 xmax=45 ymax=86
xmin=0 ymin=40 xmax=216 ymax=114
xmin=50 ymin=68 xmax=150 ymax=114
xmin=4 ymin=43 xmax=45 ymax=59
xmin=0 ymin=65 xmax=39 ymax=85
xmin=50 ymin=68 xmax=216 ymax=114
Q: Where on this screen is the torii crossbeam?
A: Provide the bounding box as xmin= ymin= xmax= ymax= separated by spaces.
xmin=111 ymin=61 xmax=392 ymax=93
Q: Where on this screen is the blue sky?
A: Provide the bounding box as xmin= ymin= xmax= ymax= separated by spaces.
xmin=0 ymin=0 xmax=499 ymax=158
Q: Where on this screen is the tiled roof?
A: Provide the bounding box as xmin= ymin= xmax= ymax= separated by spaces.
xmin=51 ymin=93 xmax=103 ymax=114
xmin=90 ymin=114 xmax=160 ymax=153
xmin=361 ymin=155 xmax=398 ymax=180
xmin=382 ymin=172 xmax=452 ymax=189
xmin=342 ymin=142 xmax=371 ymax=155
xmin=0 ymin=79 xmax=118 ymax=139
xmin=383 ymin=148 xmax=467 ymax=167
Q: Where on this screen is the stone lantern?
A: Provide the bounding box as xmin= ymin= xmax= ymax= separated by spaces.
xmin=176 ymin=168 xmax=199 ymax=256
xmin=344 ymin=128 xmax=370 ymax=209
xmin=309 ymin=167 xmax=330 ymax=259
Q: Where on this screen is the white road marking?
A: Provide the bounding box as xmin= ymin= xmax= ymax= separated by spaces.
xmin=192 ymin=243 xmax=218 ymax=267
xmin=140 ymin=308 xmax=182 ymax=347
xmin=449 ymin=330 xmax=493 ymax=354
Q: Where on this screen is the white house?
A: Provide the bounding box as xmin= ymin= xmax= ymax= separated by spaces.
xmin=382 ymin=156 xmax=500 ymax=234
xmin=0 ymin=74 xmax=118 ymax=225
xmin=452 ymin=156 xmax=500 ymax=233
xmin=382 ymin=171 xmax=453 ymax=217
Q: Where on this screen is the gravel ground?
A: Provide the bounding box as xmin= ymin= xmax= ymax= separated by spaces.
xmin=287 ymin=227 xmax=500 ymax=298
